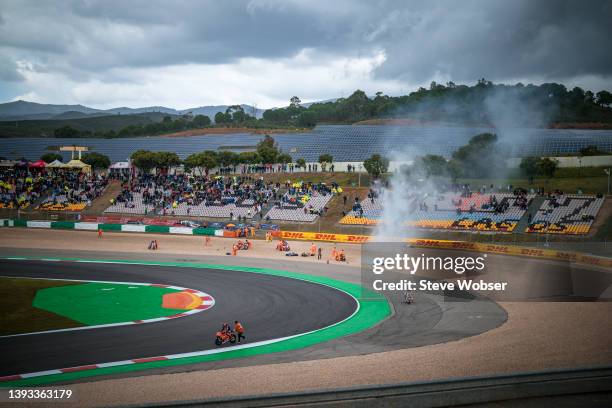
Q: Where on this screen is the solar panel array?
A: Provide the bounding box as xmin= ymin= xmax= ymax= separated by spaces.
xmin=1 ymin=125 xmax=612 ymax=163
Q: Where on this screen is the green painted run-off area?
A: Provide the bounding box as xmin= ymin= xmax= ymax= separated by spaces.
xmin=34 ymin=283 xmax=184 ymax=325
xmin=1 ymin=258 xmax=391 ymax=387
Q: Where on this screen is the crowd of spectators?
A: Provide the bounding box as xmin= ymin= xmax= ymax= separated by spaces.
xmin=0 ymin=167 xmax=46 ymax=209
xmin=39 ymin=172 xmax=108 ymax=210
xmin=0 ymin=167 xmax=107 ymax=211
xmin=110 ymin=174 xmax=278 ymax=216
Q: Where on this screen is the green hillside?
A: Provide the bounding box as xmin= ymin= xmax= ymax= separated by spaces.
xmin=0 ymin=112 xmax=176 ymax=138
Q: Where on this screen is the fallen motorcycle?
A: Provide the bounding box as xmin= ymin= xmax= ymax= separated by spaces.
xmin=215 ymin=330 xmax=237 ymax=346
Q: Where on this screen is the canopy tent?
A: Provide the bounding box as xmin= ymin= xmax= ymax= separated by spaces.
xmin=62 ymin=159 xmax=92 ymax=173
xmin=46 ymin=159 xmax=64 ymax=168
xmin=28 ymin=160 xmax=47 ymax=168
xmin=109 ymin=161 xmax=130 ymax=169
xmin=0 ymin=160 xmax=19 ymax=167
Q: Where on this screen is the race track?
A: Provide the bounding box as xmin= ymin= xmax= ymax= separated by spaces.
xmin=0 ymin=259 xmax=357 ymax=377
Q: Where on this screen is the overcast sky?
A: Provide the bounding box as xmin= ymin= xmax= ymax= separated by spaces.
xmin=0 ymin=0 xmax=611 ymax=109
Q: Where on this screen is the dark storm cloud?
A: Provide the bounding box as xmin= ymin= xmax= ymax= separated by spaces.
xmin=0 ymin=0 xmax=610 ymax=94
xmin=372 ymin=0 xmax=612 ymax=84
xmin=0 ymin=0 xmax=351 ymax=73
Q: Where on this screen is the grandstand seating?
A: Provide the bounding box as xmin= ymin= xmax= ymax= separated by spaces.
xmin=526 ymin=195 xmax=604 ymax=234
xmin=264 ymin=192 xmax=332 ymax=222
xmin=104 ymin=192 xmax=260 ymax=218
xmin=104 ymin=173 xmax=272 ymax=219
xmin=0 ymin=201 xmax=30 ymax=210
xmin=38 ymin=192 xmax=85 ymax=212
xmin=341 ymin=192 xmax=532 ymax=232
xmin=36 ymin=176 xmax=107 ymax=212
xmin=2 ymin=168 xmax=106 ymax=212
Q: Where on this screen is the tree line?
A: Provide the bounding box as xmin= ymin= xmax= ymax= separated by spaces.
xmin=403 ymin=133 xmax=565 ymax=181
xmin=261 ymin=81 xmax=612 ymax=127
xmin=53 ymin=114 xmax=212 ymax=138
xmin=53 ymin=80 xmax=612 ymax=139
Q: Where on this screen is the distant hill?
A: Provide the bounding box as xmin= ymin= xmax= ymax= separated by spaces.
xmin=0 ymin=100 xmax=102 ymax=120
xmin=0 ymin=100 xmax=265 ymax=121
xmin=51 ymin=111 xmax=110 ymax=120
xmin=105 ymin=106 xmax=180 ymax=115
xmin=0 ymin=112 xmax=176 ymax=138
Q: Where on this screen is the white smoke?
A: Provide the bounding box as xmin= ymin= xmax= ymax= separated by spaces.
xmin=372 ymin=85 xmax=554 ymax=241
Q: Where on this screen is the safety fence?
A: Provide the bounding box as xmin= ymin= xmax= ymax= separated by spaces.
xmin=0 ymin=219 xmax=234 ymax=237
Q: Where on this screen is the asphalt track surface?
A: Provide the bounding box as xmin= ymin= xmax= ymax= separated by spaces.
xmin=0 ymin=259 xmax=357 ymax=377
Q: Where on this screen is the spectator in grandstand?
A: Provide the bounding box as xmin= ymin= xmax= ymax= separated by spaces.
xmin=0 ymin=166 xmax=107 ymax=211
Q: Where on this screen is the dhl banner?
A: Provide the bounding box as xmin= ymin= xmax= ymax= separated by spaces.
xmin=279 ymin=230 xmax=612 ymax=268
xmin=279 ymin=231 xmax=370 ymax=243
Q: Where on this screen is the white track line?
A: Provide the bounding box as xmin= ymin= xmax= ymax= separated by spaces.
xmin=0 ymin=257 xmax=360 ymax=383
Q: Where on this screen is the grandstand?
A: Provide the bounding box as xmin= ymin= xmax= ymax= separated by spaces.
xmin=37 ymin=179 xmax=107 ymax=212
xmin=341 ymin=192 xmax=533 ymax=232
xmin=104 ymin=191 xmax=259 ymax=218
xmin=261 ymin=180 xmax=339 ymax=222
xmin=0 ymin=164 xmax=107 ymax=212
xmin=103 ymin=176 xmax=340 ymax=223
xmin=526 ymin=195 xmax=605 ymax=234
xmin=38 ymin=197 xmax=88 ymax=212
xmin=264 ymin=192 xmax=332 ymax=222
xmin=103 ymin=174 xmax=273 ymax=220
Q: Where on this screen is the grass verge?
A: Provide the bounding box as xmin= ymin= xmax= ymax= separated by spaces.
xmin=0 ymin=277 xmax=83 ymax=336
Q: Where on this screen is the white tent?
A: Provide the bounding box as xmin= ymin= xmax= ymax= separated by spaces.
xmin=0 ymin=160 xmax=18 ymax=167
xmin=46 ymin=159 xmax=64 ymax=168
xmin=109 ymin=161 xmax=130 ymax=169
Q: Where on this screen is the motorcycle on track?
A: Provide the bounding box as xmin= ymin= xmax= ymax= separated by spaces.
xmin=215 ymin=330 xmax=237 ymax=346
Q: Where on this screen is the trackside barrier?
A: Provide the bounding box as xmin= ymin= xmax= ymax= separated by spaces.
xmin=0 ymin=220 xmax=609 ymax=267
xmin=168 ymin=227 xmax=194 ymax=235
xmin=50 ymin=221 xmax=75 ymax=230
xmin=27 ymin=221 xmax=52 ymax=229
xmin=279 ymin=230 xmax=612 ymax=268
xmin=74 ymin=222 xmax=99 ymax=231
xmin=120 ymin=225 xmax=147 ymax=233
xmin=99 ymin=223 xmax=122 ymax=232
xmin=183 ymin=366 xmax=612 ymax=407
xmin=145 ymin=225 xmax=169 ymax=234
xmin=280 ymin=231 xmax=370 ymax=243
xmin=0 ymin=219 xmax=220 ymax=237
xmin=192 ymin=227 xmax=217 ymax=236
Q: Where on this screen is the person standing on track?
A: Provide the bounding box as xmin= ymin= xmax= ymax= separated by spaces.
xmin=97 ymin=228 xmax=103 ymax=239
xmin=317 ymin=247 xmax=322 ymax=260
xmin=234 ymin=320 xmax=245 ymax=343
